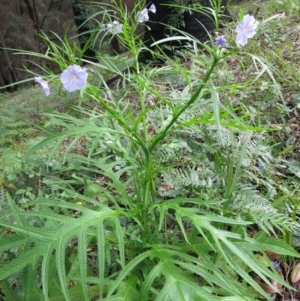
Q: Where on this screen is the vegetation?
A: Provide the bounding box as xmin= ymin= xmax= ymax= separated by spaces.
xmin=1 ymin=0 xmax=300 ymax=300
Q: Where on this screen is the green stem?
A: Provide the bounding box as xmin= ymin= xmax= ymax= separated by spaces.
xmin=224 ymin=132 xmax=252 ymax=210
xmin=89 ymin=91 xmax=150 ymax=159
xmin=149 ymin=57 xmax=219 ymax=152
xmin=143 ymin=180 xmax=150 ymax=234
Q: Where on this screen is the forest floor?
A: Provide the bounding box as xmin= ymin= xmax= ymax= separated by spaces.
xmin=1 ymin=0 xmax=300 ymax=300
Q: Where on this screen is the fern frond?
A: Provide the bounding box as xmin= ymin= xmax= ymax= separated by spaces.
xmin=0 ymin=186 xmax=8 ymax=212
xmin=162 ymin=167 xmax=213 ymax=188
xmin=232 ymin=184 xmax=297 ymax=234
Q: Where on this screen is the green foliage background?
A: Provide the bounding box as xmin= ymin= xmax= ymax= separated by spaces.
xmin=1 ymin=0 xmax=300 ymax=300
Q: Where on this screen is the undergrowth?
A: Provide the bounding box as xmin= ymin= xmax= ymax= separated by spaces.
xmin=1 ymin=0 xmax=300 ymax=300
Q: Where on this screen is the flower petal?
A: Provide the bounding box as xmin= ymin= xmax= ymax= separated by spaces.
xmin=60 ymin=65 xmax=88 ymax=92
xmin=35 ymin=76 xmax=50 ymax=96
xmin=235 ymin=14 xmax=258 ymax=46
xmin=235 ymin=33 xmax=248 ymax=46
xmin=137 ymin=8 xmax=149 ymax=23
xmin=149 ymin=4 xmax=156 ymax=14
xmin=215 ymin=36 xmax=226 ymax=47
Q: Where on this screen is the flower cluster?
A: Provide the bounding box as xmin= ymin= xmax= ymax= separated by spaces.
xmin=35 ymin=13 xmax=258 ymax=96
xmin=35 ymin=64 xmax=88 ymax=96
xmin=103 ymin=3 xmax=156 ymax=36
xmin=102 ymin=7 xmax=256 ymax=48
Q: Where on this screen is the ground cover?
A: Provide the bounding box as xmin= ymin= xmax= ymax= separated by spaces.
xmin=1 ymin=0 xmax=300 ymax=300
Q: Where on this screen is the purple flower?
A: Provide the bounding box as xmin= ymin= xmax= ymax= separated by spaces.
xmin=235 ymin=14 xmax=258 ymax=46
xmin=149 ymin=4 xmax=156 ymax=14
xmin=272 ymin=260 xmax=280 ymax=269
xmin=137 ymin=8 xmax=149 ymax=23
xmin=60 ymin=65 xmax=88 ymax=92
xmin=35 ymin=77 xmax=50 ymax=96
xmin=215 ymin=35 xmax=226 ymax=47
xmin=104 ymin=21 xmax=123 ymax=35
xmin=137 ymin=4 xmax=156 ymax=23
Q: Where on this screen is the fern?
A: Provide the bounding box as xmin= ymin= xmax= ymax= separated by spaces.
xmin=162 ymin=167 xmax=213 ymax=188
xmin=231 ymin=184 xmax=297 ymax=235
xmin=0 ymin=186 xmax=8 ymax=212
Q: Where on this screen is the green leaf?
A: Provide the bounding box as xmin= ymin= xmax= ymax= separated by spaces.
xmin=0 ymin=198 xmax=125 ymax=300
xmin=141 ymin=247 xmax=220 ymax=301
xmin=107 ymin=275 xmax=140 ymax=301
xmin=158 ymin=202 xmax=297 ymax=300
xmin=253 ymin=231 xmax=300 ymax=257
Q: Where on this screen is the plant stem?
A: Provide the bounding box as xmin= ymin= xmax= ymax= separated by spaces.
xmin=149 ymin=57 xmax=220 ymax=152
xmin=89 ymin=91 xmax=151 ymax=159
